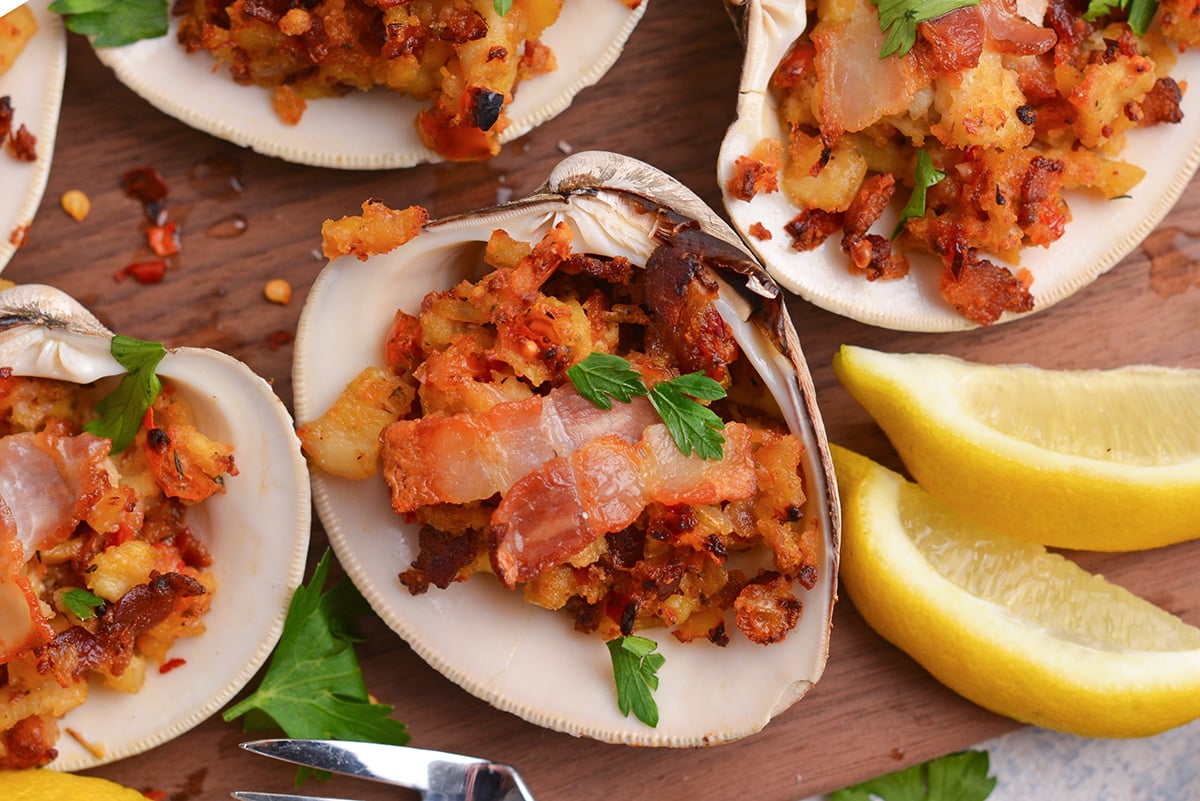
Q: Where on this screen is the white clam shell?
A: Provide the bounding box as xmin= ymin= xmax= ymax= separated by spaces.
xmin=93 ymin=0 xmax=647 ymax=170
xmin=0 ymin=284 xmax=311 ymax=770
xmin=0 ymin=0 xmax=66 ymax=273
xmin=293 ymin=150 xmax=839 ymax=746
xmin=717 ymin=0 xmax=1200 ymax=331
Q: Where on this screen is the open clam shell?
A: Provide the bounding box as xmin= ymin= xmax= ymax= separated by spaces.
xmin=93 ymin=0 xmax=648 ymax=169
xmin=293 ymin=150 xmax=839 ymax=746
xmin=717 ymin=0 xmax=1200 ymax=331
xmin=0 ymin=284 xmax=311 ymax=770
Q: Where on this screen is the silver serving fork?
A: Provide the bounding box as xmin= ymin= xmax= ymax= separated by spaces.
xmin=233 ymin=738 xmax=537 ymax=801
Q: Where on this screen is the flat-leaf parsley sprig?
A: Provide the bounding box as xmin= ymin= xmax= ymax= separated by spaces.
xmin=893 ymin=149 xmax=946 ymax=239
xmin=494 ymin=0 xmax=514 ymax=15
xmin=831 ymin=749 xmax=996 ymax=801
xmin=223 ymin=550 xmax=409 ymax=781
xmin=566 ymin=352 xmax=728 ymax=460
xmin=869 ymin=0 xmax=980 ymax=58
xmin=84 ymin=335 xmax=167 ymax=454
xmin=606 ymin=635 xmax=665 ymax=728
xmin=49 ymin=0 xmax=169 ymax=48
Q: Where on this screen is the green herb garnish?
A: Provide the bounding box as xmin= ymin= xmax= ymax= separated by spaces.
xmin=566 ymin=352 xmax=728 ymax=459
xmin=647 ymin=372 xmax=727 ymax=460
xmin=83 ymin=335 xmax=167 ymax=454
xmin=494 ymin=0 xmax=514 ymax=15
xmin=61 ymin=587 xmax=105 ymax=620
xmin=606 ymin=635 xmax=665 ymax=728
xmin=870 ymin=0 xmax=980 ymax=58
xmin=831 ymin=750 xmax=997 ymax=801
xmin=565 ymin=352 xmax=648 ymax=410
xmin=1084 ymin=0 xmax=1159 ymax=35
xmin=223 ymin=550 xmax=409 ymax=781
xmin=49 ymin=0 xmax=168 ymax=48
xmin=893 ymin=149 xmax=946 ymax=239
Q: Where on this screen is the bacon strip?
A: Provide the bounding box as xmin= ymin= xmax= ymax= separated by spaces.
xmin=381 ymin=385 xmax=660 ymax=512
xmin=490 ymin=423 xmax=758 ymax=587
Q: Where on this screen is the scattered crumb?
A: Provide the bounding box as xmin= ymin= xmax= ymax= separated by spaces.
xmin=264 ymin=278 xmax=292 ymax=305
xmin=61 ymin=189 xmax=90 ymax=222
xmin=749 ymin=221 xmax=773 ymax=240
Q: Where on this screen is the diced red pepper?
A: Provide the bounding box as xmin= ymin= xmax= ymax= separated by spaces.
xmin=114 ymin=260 xmax=167 ymax=284
xmin=147 ymin=221 xmax=180 ymax=256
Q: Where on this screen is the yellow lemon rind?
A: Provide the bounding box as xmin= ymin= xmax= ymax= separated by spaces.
xmin=833 ymin=346 xmax=1200 ymax=552
xmin=833 ymin=445 xmax=1200 ymax=738
xmin=0 ymin=769 xmax=148 ymax=801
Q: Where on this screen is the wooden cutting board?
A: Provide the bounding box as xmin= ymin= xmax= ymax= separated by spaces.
xmin=7 ymin=3 xmax=1199 ymax=799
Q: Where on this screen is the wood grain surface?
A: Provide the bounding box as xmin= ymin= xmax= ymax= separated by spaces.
xmin=7 ymin=2 xmax=1200 ymax=799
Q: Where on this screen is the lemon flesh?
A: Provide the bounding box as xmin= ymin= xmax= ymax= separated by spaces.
xmin=0 ymin=770 xmax=148 ymax=801
xmin=833 ymin=445 xmax=1200 ymax=738
xmin=832 ymin=345 xmax=1200 ymax=551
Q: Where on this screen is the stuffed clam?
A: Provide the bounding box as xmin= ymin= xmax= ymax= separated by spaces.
xmin=0 ymin=284 xmax=310 ymax=770
xmin=718 ymin=0 xmax=1200 ymax=331
xmin=293 ymin=151 xmax=839 ymax=746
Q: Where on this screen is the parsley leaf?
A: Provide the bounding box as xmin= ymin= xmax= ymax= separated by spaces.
xmin=83 ymin=335 xmax=167 ymax=454
xmin=223 ymin=549 xmax=409 ymax=780
xmin=61 ymin=587 xmax=105 ymax=620
xmin=831 ymin=750 xmax=997 ymax=801
xmin=49 ymin=0 xmax=168 ymax=48
xmin=606 ymin=635 xmax=664 ymax=728
xmin=494 ymin=0 xmax=513 ymax=15
xmin=648 ymin=372 xmax=727 ymax=460
xmin=566 ymin=352 xmax=649 ymax=410
xmin=1084 ymin=0 xmax=1159 ymax=34
xmin=893 ymin=149 xmax=946 ymax=239
xmin=567 ymin=353 xmax=727 ymax=459
xmin=870 ymin=0 xmax=980 ymax=58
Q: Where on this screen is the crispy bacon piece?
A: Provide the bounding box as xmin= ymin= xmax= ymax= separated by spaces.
xmin=0 ymin=715 xmax=58 ymax=770
xmin=490 ymin=423 xmax=758 ymax=588
xmin=784 ymin=208 xmax=843 ymax=251
xmin=0 ymin=430 xmax=113 ymax=559
xmin=840 ymin=174 xmax=910 ymax=280
xmin=643 ymin=241 xmax=740 ymax=384
xmin=381 ymin=385 xmax=660 ymax=512
xmin=399 ymin=525 xmax=484 ymax=593
xmin=916 ymin=6 xmax=986 ymax=74
xmin=1135 ymin=78 xmax=1185 ymax=127
xmin=811 ymin=3 xmax=924 ymax=139
xmin=37 ymin=572 xmax=207 ymax=682
xmin=936 ymin=228 xmax=1035 ymax=325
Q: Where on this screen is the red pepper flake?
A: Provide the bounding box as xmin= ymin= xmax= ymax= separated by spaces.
xmin=147 ymin=221 xmax=180 ymax=256
xmin=159 ymin=657 xmax=187 ymax=674
xmin=8 ymin=224 xmax=28 ymax=248
xmin=115 ymin=260 xmax=167 ymax=284
xmin=142 ymin=790 xmax=168 ymax=801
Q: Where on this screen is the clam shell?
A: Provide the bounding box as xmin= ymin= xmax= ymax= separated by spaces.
xmin=0 ymin=0 xmax=67 ymax=273
xmin=93 ymin=0 xmax=648 ymax=169
xmin=717 ymin=0 xmax=1200 ymax=331
xmin=293 ymin=150 xmax=839 ymax=746
xmin=0 ymin=284 xmax=311 ymax=770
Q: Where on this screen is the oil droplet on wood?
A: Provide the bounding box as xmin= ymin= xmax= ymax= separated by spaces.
xmin=206 ymin=213 xmax=247 ymax=239
xmin=188 ymin=154 xmax=244 ymax=200
xmin=1143 ymin=225 xmax=1200 ymax=298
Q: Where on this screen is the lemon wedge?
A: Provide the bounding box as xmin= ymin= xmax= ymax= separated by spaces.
xmin=833 ymin=444 xmax=1200 ymax=738
xmin=0 ymin=770 xmax=148 ymax=801
xmin=832 ymin=345 xmax=1200 ymax=552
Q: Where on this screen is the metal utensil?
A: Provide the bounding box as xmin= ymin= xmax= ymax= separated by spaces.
xmin=233 ymin=738 xmax=538 ymax=801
